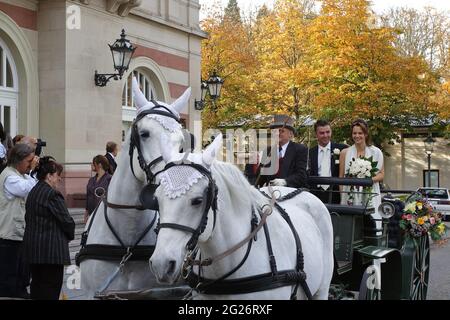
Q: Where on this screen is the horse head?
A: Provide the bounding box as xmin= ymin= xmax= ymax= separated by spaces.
xmin=108 ymin=77 xmax=190 ymax=205
xmin=149 ymin=134 xmax=223 ymax=284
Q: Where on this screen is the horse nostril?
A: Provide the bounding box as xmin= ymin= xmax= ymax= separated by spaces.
xmin=167 ymin=260 xmax=176 ymax=276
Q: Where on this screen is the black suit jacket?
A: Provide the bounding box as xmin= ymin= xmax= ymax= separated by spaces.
xmin=23 ymin=181 xmax=75 ymax=265
xmin=105 ymin=153 xmax=117 ymax=175
xmin=257 ymin=141 xmax=308 ymax=188
xmin=308 ymin=142 xmax=347 ymax=203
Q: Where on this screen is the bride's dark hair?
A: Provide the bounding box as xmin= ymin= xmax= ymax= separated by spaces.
xmin=351 ymin=119 xmax=371 ymax=145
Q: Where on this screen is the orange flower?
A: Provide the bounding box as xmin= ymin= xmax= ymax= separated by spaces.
xmin=417 ymin=217 xmax=425 ymax=225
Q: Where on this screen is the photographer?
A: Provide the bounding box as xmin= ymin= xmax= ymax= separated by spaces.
xmin=19 ymin=136 xmax=46 ymax=157
xmin=0 ymin=143 xmax=38 ymax=298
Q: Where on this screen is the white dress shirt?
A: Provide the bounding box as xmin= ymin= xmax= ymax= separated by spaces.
xmin=279 ymin=141 xmax=290 ymax=158
xmin=4 ymin=174 xmax=37 ymax=200
xmin=318 ymin=142 xmax=331 ymax=177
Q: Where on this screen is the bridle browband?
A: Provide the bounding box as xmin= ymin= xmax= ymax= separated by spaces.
xmin=154 ymin=161 xmax=218 ymax=251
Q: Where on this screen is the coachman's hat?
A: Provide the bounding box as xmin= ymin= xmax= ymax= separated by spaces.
xmin=269 ymin=114 xmax=296 ymax=133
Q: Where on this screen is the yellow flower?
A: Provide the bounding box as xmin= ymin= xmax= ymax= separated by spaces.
xmin=405 ymin=202 xmax=416 ymax=213
xmin=423 ymin=215 xmax=429 ymax=221
xmin=416 ymin=202 xmax=423 ymax=210
xmin=437 ymin=223 xmax=445 ymax=234
xmin=417 ymin=217 xmax=425 ymax=225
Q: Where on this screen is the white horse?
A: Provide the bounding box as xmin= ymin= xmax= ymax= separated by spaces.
xmin=78 ymin=77 xmax=189 ymax=299
xmin=149 ymin=135 xmax=334 ymax=300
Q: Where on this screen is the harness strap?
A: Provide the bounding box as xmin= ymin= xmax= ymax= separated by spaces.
xmin=186 ymin=208 xmax=271 ymax=267
xmin=187 ymin=210 xmax=259 ymax=293
xmin=158 ymin=223 xmax=197 ymax=235
xmin=103 ymin=203 xmax=158 ymax=250
xmin=79 ymin=197 xmax=104 ymax=249
xmin=260 ymin=189 xmax=313 ymax=300
xmin=262 ymin=220 xmax=278 ymax=276
xmin=273 ymin=201 xmax=312 ymax=300
xmin=104 ymin=203 xmax=126 ymax=248
xmin=75 ymin=244 xmax=155 ymax=266
xmin=107 ymin=202 xmax=145 ymax=210
xmin=186 ymin=269 xmax=307 ymax=295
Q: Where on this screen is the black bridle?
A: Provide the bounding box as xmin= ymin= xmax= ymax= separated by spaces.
xmin=129 ymin=100 xmax=180 ymax=184
xmin=154 ymin=162 xmax=218 ymax=251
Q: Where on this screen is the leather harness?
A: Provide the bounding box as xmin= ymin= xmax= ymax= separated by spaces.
xmin=155 ymin=160 xmax=312 ymax=299
xmin=75 ymin=103 xmax=180 ymax=267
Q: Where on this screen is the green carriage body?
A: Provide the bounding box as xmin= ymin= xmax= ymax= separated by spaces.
xmin=326 ymin=203 xmax=429 ymax=300
xmin=306 ymin=177 xmax=430 ymax=300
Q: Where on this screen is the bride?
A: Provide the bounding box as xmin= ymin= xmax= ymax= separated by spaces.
xmin=338 ymin=119 xmax=384 ymax=213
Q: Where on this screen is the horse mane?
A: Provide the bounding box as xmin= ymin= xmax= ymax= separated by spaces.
xmin=210 ymin=161 xmax=267 ymax=211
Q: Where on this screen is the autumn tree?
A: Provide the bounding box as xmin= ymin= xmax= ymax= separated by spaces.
xmin=308 ymin=0 xmax=441 ymax=146
xmin=252 ymin=0 xmax=317 ymax=127
xmin=200 ymin=0 xmax=259 ymax=128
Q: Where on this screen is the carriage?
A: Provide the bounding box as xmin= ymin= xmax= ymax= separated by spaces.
xmin=308 ymin=176 xmax=429 ymax=300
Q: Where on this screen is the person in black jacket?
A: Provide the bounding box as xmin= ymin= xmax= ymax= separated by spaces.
xmin=256 ymin=115 xmax=308 ymax=188
xmin=105 ymin=141 xmax=118 ymax=175
xmin=23 ymin=156 xmax=75 ymax=300
xmin=308 ymin=119 xmax=348 ymax=204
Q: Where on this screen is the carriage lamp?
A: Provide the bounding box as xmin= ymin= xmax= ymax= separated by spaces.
xmin=423 ymin=134 xmax=436 ymax=187
xmin=194 ymin=71 xmax=224 ymax=111
xmin=94 ymin=29 xmax=136 ymax=87
xmin=194 ymin=82 xmax=209 ymax=110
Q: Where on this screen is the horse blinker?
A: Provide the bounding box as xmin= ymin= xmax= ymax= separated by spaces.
xmin=140 ymin=183 xmax=159 ymax=211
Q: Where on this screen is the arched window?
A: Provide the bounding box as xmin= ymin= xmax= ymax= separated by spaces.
xmin=122 ymin=69 xmax=159 ymax=141
xmin=122 ymin=69 xmax=157 ymax=108
xmin=0 ymin=37 xmax=18 ymax=139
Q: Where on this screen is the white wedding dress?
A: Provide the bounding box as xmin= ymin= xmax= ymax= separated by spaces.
xmin=341 ymin=145 xmax=384 ymax=235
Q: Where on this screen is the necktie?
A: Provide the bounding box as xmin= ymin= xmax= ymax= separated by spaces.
xmin=276 ymin=146 xmax=283 ymax=178
xmin=319 ymin=148 xmax=330 ymax=190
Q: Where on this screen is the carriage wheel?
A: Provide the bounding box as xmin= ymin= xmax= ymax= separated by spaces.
xmin=409 ymin=236 xmax=430 ymax=300
xmin=358 ymin=265 xmax=381 ymax=300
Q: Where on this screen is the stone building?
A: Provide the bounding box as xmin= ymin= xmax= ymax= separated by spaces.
xmin=0 ymin=0 xmax=205 ymax=205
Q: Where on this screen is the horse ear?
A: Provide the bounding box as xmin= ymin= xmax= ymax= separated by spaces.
xmin=171 ymin=87 xmax=191 ymax=114
xmin=132 ymin=76 xmax=149 ymax=110
xmin=202 ymin=134 xmax=223 ymax=166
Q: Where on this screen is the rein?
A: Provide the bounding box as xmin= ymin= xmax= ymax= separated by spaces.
xmin=185 ymin=188 xmax=277 ymax=267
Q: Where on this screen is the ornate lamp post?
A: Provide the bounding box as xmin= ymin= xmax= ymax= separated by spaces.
xmin=194 ymin=71 xmax=224 ymax=111
xmin=95 ymin=29 xmax=136 ymax=87
xmin=423 ymin=134 xmax=435 ymax=187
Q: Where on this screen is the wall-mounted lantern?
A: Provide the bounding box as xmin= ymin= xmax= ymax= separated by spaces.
xmin=94 ymin=29 xmax=136 ymax=87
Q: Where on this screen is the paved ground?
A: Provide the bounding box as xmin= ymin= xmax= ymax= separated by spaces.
xmin=427 ymin=221 xmax=450 ymax=300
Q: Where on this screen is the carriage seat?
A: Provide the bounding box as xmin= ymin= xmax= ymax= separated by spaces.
xmin=325 ymin=204 xmax=369 ymax=216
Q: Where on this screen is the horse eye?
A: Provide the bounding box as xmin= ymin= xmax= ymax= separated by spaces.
xmin=140 ymin=131 xmax=150 ymax=138
xmin=191 ymin=197 xmax=203 ymax=206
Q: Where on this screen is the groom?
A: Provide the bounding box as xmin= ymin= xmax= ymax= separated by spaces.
xmin=308 ymin=119 xmax=347 ymax=204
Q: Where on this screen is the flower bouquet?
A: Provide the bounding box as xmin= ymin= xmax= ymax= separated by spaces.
xmin=399 ymin=199 xmax=447 ymax=241
xmin=345 ymin=156 xmax=378 ymax=206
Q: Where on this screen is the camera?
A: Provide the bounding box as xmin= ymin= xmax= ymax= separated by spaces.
xmin=35 ymin=138 xmax=47 ymax=156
